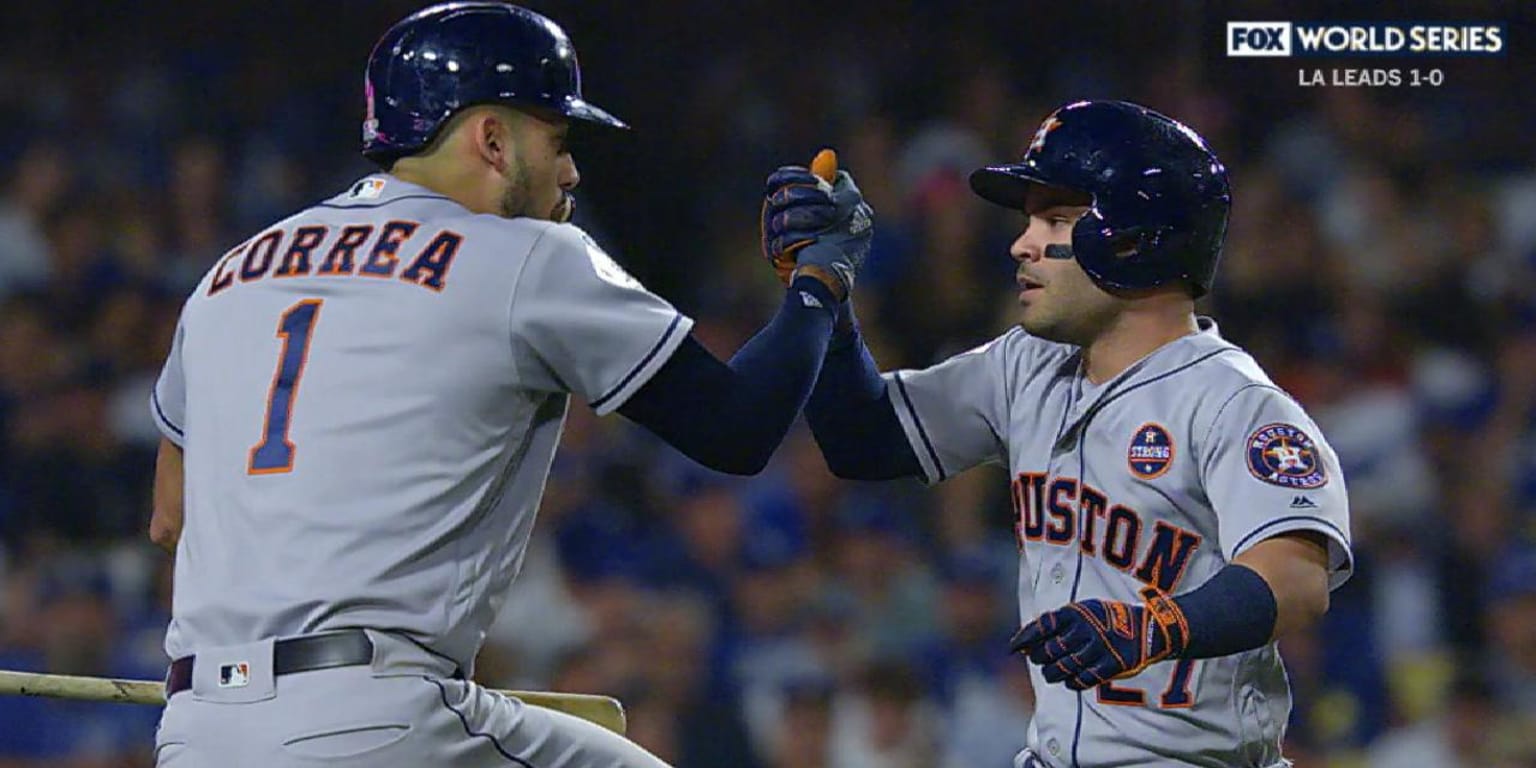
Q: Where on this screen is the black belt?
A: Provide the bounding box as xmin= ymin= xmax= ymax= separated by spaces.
xmin=166 ymin=630 xmax=374 ymax=696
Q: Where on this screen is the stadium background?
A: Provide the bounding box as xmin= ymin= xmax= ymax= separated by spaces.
xmin=1 ymin=1 xmax=1534 ymax=765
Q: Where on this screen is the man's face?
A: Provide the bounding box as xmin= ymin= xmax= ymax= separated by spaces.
xmin=499 ymin=110 xmax=580 ymax=221
xmin=1010 ymin=184 xmax=1122 ymax=345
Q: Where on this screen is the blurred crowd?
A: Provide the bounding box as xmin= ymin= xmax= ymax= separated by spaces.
xmin=1 ymin=1 xmax=1534 ymax=766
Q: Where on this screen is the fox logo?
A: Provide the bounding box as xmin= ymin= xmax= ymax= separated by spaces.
xmin=1227 ymin=22 xmax=1293 ymax=56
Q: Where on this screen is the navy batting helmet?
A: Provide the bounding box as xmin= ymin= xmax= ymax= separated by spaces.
xmin=362 ymin=2 xmax=627 ymax=166
xmin=969 ymin=100 xmax=1230 ymax=296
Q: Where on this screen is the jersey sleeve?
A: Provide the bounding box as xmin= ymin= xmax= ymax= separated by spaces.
xmin=884 ymin=332 xmax=1014 ymax=484
xmin=150 ymin=317 xmax=187 ymax=447
xmin=509 ymin=225 xmax=694 ymax=415
xmin=1201 ymin=384 xmax=1353 ymax=589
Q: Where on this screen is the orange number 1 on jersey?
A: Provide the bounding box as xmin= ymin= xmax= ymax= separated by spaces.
xmin=248 ymin=299 xmax=323 ymax=474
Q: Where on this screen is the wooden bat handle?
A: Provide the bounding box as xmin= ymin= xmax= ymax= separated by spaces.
xmin=811 ymin=148 xmax=838 ymax=183
xmin=0 ymin=669 xmax=627 ymax=734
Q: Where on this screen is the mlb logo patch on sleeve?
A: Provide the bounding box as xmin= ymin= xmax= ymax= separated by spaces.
xmin=349 ymin=177 xmax=387 ymax=199
xmin=1246 ymin=423 xmax=1327 ymax=489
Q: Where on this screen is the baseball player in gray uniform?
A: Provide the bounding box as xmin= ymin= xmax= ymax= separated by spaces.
xmin=762 ymin=100 xmax=1352 ymax=767
xmin=146 ymin=3 xmax=872 ymax=766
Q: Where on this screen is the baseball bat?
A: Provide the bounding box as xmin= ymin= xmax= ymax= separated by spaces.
xmin=0 ymin=669 xmax=626 ymax=734
xmin=810 ymin=147 xmax=838 ymax=184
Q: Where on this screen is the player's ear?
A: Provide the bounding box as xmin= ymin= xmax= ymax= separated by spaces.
xmin=469 ymin=107 xmax=518 ymax=173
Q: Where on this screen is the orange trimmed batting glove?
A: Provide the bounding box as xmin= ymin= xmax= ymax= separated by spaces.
xmin=761 ymin=167 xmax=873 ymax=296
xmin=1010 ymin=586 xmax=1191 ymax=691
xmin=761 ymin=165 xmax=830 ymax=283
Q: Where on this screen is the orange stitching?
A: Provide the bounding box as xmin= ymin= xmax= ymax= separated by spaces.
xmin=1051 ymin=637 xmax=1072 ymax=661
xmin=1069 ymin=651 xmax=1107 ymax=686
xmin=1070 ymin=603 xmax=1109 ymax=634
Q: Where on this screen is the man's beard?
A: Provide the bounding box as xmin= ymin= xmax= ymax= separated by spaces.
xmin=1020 ymin=298 xmax=1118 ymax=348
xmin=497 ymin=157 xmax=573 ymax=221
xmin=552 ymin=193 xmax=574 ymax=223
xmin=497 ymin=156 xmax=533 ymax=219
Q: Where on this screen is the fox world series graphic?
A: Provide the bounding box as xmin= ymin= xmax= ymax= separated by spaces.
xmin=1225 ymin=21 xmax=1505 ymax=87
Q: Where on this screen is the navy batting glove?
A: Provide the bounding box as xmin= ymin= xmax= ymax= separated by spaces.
xmin=761 ymin=167 xmax=873 ymax=296
xmin=1010 ymin=587 xmax=1191 ymax=691
xmin=762 ymin=167 xmax=835 ymax=258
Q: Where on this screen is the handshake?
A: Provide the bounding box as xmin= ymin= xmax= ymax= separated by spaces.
xmin=760 ymin=150 xmax=874 ymax=302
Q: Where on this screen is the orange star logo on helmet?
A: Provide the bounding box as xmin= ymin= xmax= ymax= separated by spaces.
xmin=1028 ymin=115 xmax=1063 ymax=154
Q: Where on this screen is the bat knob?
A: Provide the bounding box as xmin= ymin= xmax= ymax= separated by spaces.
xmin=811 ymin=148 xmax=838 ymax=184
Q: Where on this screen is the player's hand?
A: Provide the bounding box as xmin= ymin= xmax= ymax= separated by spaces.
xmin=761 ymin=166 xmax=827 ymax=279
xmin=1009 ymin=586 xmax=1191 ymax=691
xmin=760 ymin=166 xmax=873 ymax=299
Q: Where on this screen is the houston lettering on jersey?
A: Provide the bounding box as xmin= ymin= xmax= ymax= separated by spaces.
xmin=1011 ymin=472 xmax=1203 ymax=592
xmin=207 ymin=220 xmax=462 ymax=297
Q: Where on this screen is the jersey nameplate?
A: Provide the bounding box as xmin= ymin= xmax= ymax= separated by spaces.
xmin=207 ymin=220 xmax=463 ymax=297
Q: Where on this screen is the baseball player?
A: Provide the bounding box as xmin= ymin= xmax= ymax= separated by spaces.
xmin=146 ymin=3 xmax=871 ymax=766
xmin=763 ymin=100 xmax=1353 ymax=767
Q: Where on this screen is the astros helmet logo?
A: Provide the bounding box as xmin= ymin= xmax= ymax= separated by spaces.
xmin=1028 ymin=115 xmax=1063 ymax=154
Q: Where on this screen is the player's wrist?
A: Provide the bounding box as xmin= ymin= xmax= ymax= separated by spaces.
xmin=1138 ymin=586 xmax=1191 ymax=659
xmin=791 ymin=265 xmax=847 ymax=304
xmin=828 ymin=300 xmax=860 ymax=351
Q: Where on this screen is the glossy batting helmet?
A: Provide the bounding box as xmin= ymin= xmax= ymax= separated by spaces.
xmin=362 ymin=2 xmax=627 ymax=166
xmin=969 ymin=100 xmax=1230 ymax=297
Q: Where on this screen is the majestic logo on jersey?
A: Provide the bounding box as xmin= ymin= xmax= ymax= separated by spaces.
xmin=1127 ymin=423 xmax=1175 ymax=479
xmin=1246 ymin=423 xmax=1327 ymax=489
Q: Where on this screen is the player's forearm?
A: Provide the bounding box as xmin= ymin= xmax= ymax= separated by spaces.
xmin=1231 ymin=531 xmax=1331 ymax=639
xmin=150 ymin=437 xmax=185 ymax=554
xmin=1165 ymin=563 xmax=1276 ymax=659
xmin=717 ymin=277 xmax=841 ymax=465
xmin=619 ymin=276 xmax=836 ymax=474
xmin=1169 ymin=532 xmax=1330 ymax=659
xmin=804 ymin=318 xmax=920 ymax=480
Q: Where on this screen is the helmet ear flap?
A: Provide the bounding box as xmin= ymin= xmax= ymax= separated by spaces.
xmin=1099 ymin=224 xmax=1148 ymax=261
xmin=1071 ymin=209 xmax=1115 ymax=288
xmin=1073 ymin=210 xmax=1176 ymax=294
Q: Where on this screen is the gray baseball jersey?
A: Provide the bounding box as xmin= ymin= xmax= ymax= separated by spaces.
xmin=888 ymin=319 xmax=1352 ymax=768
xmin=151 ymin=175 xmax=692 ymax=671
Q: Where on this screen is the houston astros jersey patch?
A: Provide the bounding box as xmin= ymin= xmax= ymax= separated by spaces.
xmin=1246 ymin=422 xmax=1328 ymax=489
xmin=1127 ymin=423 xmax=1175 ymax=479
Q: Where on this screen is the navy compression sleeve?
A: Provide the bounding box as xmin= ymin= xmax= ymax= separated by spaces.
xmin=618 ymin=276 xmax=836 ymax=475
xmin=1172 ymin=563 xmax=1279 ymax=659
xmin=803 ymin=308 xmax=921 ymax=480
